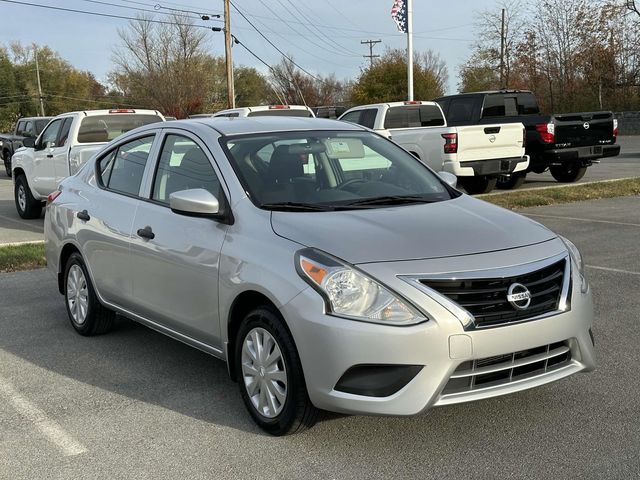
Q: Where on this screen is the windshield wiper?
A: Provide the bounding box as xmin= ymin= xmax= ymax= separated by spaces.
xmin=260 ymin=202 xmax=334 ymax=212
xmin=343 ymin=195 xmax=437 ymax=206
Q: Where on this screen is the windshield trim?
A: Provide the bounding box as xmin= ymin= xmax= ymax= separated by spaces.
xmin=218 ymin=129 xmax=461 ymax=212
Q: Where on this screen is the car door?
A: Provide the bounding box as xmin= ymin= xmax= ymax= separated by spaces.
xmin=129 ymin=130 xmax=229 ymax=348
xmin=31 ymin=118 xmax=63 ymax=197
xmin=53 ymin=117 xmax=74 ymax=184
xmin=79 ymin=134 xmax=158 ymax=310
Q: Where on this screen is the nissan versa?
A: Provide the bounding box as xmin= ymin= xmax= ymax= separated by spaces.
xmin=44 ymin=117 xmax=596 ymax=435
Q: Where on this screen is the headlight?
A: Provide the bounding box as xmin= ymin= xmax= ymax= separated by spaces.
xmin=295 ymin=248 xmax=427 ymax=326
xmin=560 ymin=236 xmax=588 ymax=293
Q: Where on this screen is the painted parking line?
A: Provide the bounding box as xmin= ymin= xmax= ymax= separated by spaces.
xmin=0 ymin=213 xmax=44 ymax=232
xmin=525 ymin=213 xmax=640 ymax=228
xmin=0 ymin=375 xmax=87 ymax=457
xmin=586 ymin=265 xmax=640 ymax=276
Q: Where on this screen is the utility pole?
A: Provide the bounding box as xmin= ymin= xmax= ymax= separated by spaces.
xmin=34 ymin=46 xmax=45 ymax=116
xmin=499 ymin=8 xmax=505 ymax=87
xmin=361 ymin=39 xmax=381 ymax=68
xmin=223 ymin=0 xmax=235 ymax=109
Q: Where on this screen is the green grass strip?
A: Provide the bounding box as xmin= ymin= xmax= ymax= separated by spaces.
xmin=481 ymin=177 xmax=640 ymax=210
xmin=0 ymin=242 xmax=46 ymax=273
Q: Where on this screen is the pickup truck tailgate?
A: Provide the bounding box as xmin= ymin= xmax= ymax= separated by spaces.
xmin=553 ymin=112 xmax=614 ymax=147
xmin=455 ymin=123 xmax=524 ymax=162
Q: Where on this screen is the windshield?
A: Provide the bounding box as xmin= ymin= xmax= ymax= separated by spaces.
xmin=222 ymin=131 xmax=457 ymax=211
xmin=77 ymin=114 xmax=162 ymax=144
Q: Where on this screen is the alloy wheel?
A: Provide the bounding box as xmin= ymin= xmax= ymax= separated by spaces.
xmin=66 ymin=265 xmax=89 ymax=325
xmin=17 ymin=185 xmax=26 ymax=212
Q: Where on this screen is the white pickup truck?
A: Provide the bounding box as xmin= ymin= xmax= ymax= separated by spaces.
xmin=339 ymin=101 xmax=528 ymax=194
xmin=12 ymin=109 xmax=164 ymax=218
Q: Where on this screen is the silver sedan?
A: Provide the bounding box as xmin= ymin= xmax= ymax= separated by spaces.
xmin=45 ymin=117 xmax=596 ymax=435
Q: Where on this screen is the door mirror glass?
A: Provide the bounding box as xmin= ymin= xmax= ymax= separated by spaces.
xmin=22 ymin=137 xmax=36 ymax=148
xmin=170 ymin=188 xmax=220 ymax=217
xmin=438 ymin=171 xmax=458 ymax=188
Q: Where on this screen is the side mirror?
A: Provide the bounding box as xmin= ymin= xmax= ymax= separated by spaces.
xmin=169 ymin=188 xmax=220 ymax=217
xmin=438 ymin=171 xmax=458 ymax=188
xmin=22 ymin=137 xmax=36 ymax=148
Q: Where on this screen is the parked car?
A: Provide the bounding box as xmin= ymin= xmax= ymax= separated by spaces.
xmin=338 ymin=101 xmax=528 ymax=194
xmin=12 ymin=108 xmax=164 ymax=219
xmin=213 ymin=105 xmax=315 ymax=118
xmin=45 ymin=117 xmax=595 ymax=435
xmin=0 ymin=116 xmax=53 ymax=177
xmin=434 ymin=90 xmax=621 ymax=188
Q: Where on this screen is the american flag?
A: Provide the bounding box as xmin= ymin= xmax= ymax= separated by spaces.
xmin=391 ymin=0 xmax=407 ymax=33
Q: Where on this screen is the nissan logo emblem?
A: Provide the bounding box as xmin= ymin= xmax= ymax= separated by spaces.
xmin=507 ymin=283 xmax=532 ymax=310
xmin=583 ymin=122 xmax=590 ymax=130
xmin=488 ymin=135 xmax=496 ymax=143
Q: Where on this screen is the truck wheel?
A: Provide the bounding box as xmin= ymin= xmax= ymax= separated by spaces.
xmin=64 ymin=252 xmax=115 ymax=336
xmin=549 ymin=163 xmax=587 ymax=183
xmin=14 ymin=175 xmax=42 ymax=219
xmin=459 ymin=176 xmax=497 ymax=195
xmin=497 ymin=172 xmax=526 ymax=190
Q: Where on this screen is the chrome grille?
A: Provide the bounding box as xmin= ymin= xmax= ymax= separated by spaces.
xmin=442 ymin=341 xmax=572 ymax=395
xmin=420 ymin=259 xmax=567 ymax=328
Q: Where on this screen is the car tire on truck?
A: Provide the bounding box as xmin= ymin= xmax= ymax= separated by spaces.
xmin=459 ymin=176 xmax=497 ymax=195
xmin=497 ymin=172 xmax=526 ymax=190
xmin=549 ymin=162 xmax=587 ymax=183
xmin=14 ymin=175 xmax=42 ymax=219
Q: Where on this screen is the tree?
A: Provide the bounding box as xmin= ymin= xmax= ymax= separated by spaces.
xmin=110 ymin=15 xmax=224 ymax=117
xmin=234 ymin=67 xmax=272 ymax=107
xmin=350 ymin=48 xmax=447 ymax=104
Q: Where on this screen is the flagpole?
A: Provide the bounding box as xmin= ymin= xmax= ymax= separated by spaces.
xmin=406 ymin=0 xmax=414 ymax=101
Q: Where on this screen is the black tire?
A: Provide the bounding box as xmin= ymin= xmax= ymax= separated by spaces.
xmin=549 ymin=163 xmax=587 ymax=183
xmin=14 ymin=175 xmax=42 ymax=219
xmin=497 ymin=172 xmax=526 ymax=190
xmin=236 ymin=305 xmax=319 ymax=436
xmin=459 ymin=176 xmax=498 ymax=195
xmin=63 ymin=252 xmax=115 ymax=336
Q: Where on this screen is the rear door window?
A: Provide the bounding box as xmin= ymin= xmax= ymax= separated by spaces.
xmin=99 ymin=135 xmax=155 ymax=196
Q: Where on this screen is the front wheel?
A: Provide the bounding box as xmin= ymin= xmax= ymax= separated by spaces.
xmin=497 ymin=172 xmax=526 ymax=190
xmin=549 ymin=163 xmax=587 ymax=183
xmin=236 ymin=305 xmax=319 ymax=435
xmin=14 ymin=175 xmax=42 ymax=219
xmin=64 ymin=253 xmax=115 ymax=336
xmin=459 ymin=176 xmax=497 ymax=195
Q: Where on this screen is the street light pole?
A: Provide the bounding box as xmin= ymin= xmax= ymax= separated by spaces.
xmin=223 ymin=0 xmax=235 ymax=109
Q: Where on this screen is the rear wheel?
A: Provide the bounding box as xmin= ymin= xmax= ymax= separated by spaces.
xmin=459 ymin=176 xmax=497 ymax=195
xmin=549 ymin=163 xmax=587 ymax=183
xmin=236 ymin=305 xmax=319 ymax=435
xmin=14 ymin=175 xmax=42 ymax=219
xmin=497 ymin=172 xmax=526 ymax=190
xmin=64 ymin=253 xmax=115 ymax=336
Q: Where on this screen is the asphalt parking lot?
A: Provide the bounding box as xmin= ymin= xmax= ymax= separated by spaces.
xmin=0 ymin=195 xmax=638 ymax=479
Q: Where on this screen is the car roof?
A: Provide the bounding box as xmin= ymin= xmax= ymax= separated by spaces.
xmin=435 ymin=90 xmax=533 ymax=99
xmin=170 ymin=116 xmax=365 ymax=136
xmin=344 ymin=101 xmax=439 ymax=110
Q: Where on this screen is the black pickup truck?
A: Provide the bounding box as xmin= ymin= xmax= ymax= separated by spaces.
xmin=0 ymin=116 xmax=52 ymax=177
xmin=434 ymin=90 xmax=620 ymax=188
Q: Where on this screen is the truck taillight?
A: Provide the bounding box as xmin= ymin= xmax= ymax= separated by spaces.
xmin=613 ymin=119 xmax=618 ymax=138
xmin=535 ymin=123 xmax=555 ymax=144
xmin=47 ymin=190 xmax=61 ymax=204
xmin=441 ymin=133 xmax=458 ymax=154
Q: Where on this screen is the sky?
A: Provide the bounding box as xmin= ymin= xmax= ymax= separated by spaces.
xmin=1 ymin=0 xmax=500 ymax=95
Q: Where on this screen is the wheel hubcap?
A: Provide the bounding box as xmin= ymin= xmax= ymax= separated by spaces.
xmin=241 ymin=327 xmax=287 ymax=419
xmin=66 ymin=265 xmax=89 ymax=325
xmin=17 ymin=185 xmax=26 ymax=212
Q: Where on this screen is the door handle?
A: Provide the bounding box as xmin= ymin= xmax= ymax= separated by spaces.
xmin=484 ymin=126 xmax=501 ymax=134
xmin=76 ymin=210 xmax=90 ymax=221
xmin=137 ymin=226 xmax=155 ymax=240
xmin=46 ymin=154 xmax=53 ymax=158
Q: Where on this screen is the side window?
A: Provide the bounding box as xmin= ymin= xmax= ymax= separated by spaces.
xmin=152 ymin=134 xmax=220 ymax=204
xmin=359 ymin=109 xmax=377 ymax=129
xmin=448 ymin=98 xmax=475 ymax=124
xmin=340 ymin=110 xmax=362 ymax=124
xmin=516 ymin=93 xmax=540 ymax=115
xmin=57 ymin=118 xmax=73 ymax=147
xmin=40 ymin=119 xmax=63 ymax=147
xmin=24 ymin=121 xmax=35 ymax=138
xmin=482 ymin=95 xmax=506 ymax=118
xmin=101 ymin=136 xmax=154 ymax=196
xmin=16 ymin=121 xmax=26 ymax=136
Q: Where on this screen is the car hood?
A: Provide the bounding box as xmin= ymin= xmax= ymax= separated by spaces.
xmin=270 ymin=195 xmax=557 ymax=264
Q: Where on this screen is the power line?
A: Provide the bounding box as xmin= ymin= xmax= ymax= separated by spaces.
xmin=0 ymin=0 xmax=212 ymax=28
xmin=117 ymin=0 xmax=221 ymax=18
xmin=75 ymin=0 xmax=208 ymax=21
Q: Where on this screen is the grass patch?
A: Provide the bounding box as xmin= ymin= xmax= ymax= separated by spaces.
xmin=0 ymin=242 xmax=46 ymax=273
xmin=482 ymin=177 xmax=640 ymax=210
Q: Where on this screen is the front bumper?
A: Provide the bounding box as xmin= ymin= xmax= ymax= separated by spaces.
xmin=444 ymin=156 xmax=529 ymax=177
xmin=282 ymin=242 xmax=595 ymax=416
